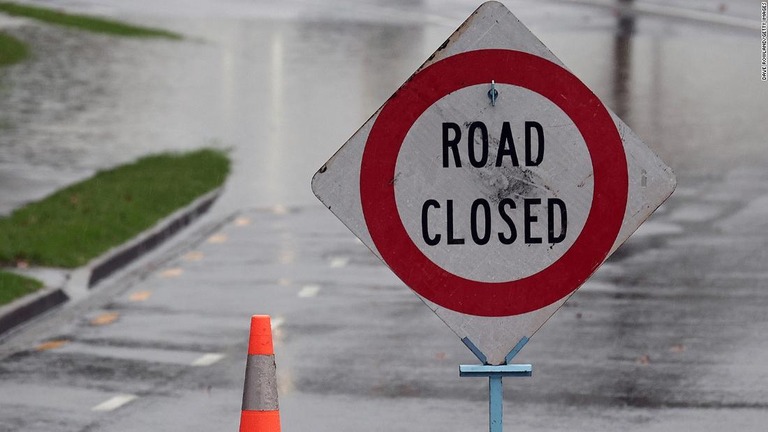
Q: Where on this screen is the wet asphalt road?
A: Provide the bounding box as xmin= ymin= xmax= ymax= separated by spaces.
xmin=1 ymin=0 xmax=767 ymax=430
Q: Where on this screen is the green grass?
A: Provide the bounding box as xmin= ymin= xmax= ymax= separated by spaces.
xmin=0 ymin=31 xmax=28 ymax=67
xmin=0 ymin=149 xmax=229 ymax=268
xmin=0 ymin=2 xmax=181 ymax=39
xmin=0 ymin=271 xmax=43 ymax=306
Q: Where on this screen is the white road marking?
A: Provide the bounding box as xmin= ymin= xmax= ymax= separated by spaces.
xmin=329 ymin=257 xmax=349 ymax=268
xmin=92 ymin=394 xmax=138 ymax=412
xmin=191 ymin=353 xmax=225 ymax=367
xmin=298 ymin=285 xmax=321 ymax=298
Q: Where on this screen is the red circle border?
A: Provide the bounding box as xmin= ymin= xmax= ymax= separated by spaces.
xmin=360 ymin=49 xmax=628 ymax=317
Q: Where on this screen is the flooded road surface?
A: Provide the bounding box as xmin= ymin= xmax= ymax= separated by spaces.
xmin=1 ymin=0 xmax=767 ymax=431
xmin=2 ymin=0 xmax=764 ymax=213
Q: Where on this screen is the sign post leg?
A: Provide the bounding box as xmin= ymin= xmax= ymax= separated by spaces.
xmin=489 ymin=375 xmax=503 ymax=432
xmin=460 ymin=364 xmax=532 ymax=432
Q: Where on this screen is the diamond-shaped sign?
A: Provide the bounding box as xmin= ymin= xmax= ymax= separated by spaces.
xmin=312 ymin=1 xmax=675 ymax=365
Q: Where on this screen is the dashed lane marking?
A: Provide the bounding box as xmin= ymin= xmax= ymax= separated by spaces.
xmin=208 ymin=233 xmax=228 ymax=244
xmin=92 ymin=394 xmax=138 ymax=412
xmin=128 ymin=290 xmax=152 ymax=302
xmin=235 ymin=216 xmax=251 ymax=226
xmin=329 ymin=257 xmax=349 ymax=268
xmin=298 ymin=285 xmax=321 ymax=298
xmin=36 ymin=339 xmax=69 ymax=351
xmin=160 ymin=267 xmax=184 ymax=278
xmin=90 ymin=312 xmax=119 ymax=326
xmin=191 ymin=353 xmax=226 ymax=367
xmin=183 ymin=251 xmax=205 ymax=262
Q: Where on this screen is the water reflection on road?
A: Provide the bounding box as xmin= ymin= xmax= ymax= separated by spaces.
xmin=0 ymin=0 xmax=767 ymax=429
xmin=1 ymin=0 xmax=763 ymax=215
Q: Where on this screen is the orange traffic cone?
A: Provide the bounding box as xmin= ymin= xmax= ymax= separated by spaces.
xmin=239 ymin=315 xmax=281 ymax=432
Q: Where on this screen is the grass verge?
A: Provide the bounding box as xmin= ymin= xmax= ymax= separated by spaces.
xmin=0 ymin=149 xmax=229 ymax=269
xmin=0 ymin=2 xmax=181 ymax=39
xmin=0 ymin=31 xmax=28 ymax=67
xmin=0 ymin=271 xmax=43 ymax=306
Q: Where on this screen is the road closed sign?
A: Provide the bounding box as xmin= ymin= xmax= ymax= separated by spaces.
xmin=312 ymin=1 xmax=676 ymax=365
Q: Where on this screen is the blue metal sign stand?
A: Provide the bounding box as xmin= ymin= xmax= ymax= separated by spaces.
xmin=460 ymin=338 xmax=532 ymax=432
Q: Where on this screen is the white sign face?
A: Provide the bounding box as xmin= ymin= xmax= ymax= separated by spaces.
xmin=395 ymin=85 xmax=592 ymax=283
xmin=312 ymin=1 xmax=676 ymax=365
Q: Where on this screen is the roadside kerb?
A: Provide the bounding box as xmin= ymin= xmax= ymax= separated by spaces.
xmin=0 ymin=187 xmax=223 ymax=337
xmin=86 ymin=187 xmax=222 ymax=288
xmin=0 ymin=286 xmax=68 ymax=338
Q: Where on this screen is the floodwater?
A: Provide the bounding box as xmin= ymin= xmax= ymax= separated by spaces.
xmin=1 ymin=0 xmax=767 ymax=431
xmin=1 ymin=0 xmax=764 ymax=214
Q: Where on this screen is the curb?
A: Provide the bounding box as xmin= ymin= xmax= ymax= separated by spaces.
xmin=0 ymin=286 xmax=68 ymax=337
xmin=86 ymin=187 xmax=221 ymax=287
xmin=0 ymin=187 xmax=223 ymax=337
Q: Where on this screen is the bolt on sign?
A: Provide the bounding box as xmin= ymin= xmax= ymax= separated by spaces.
xmin=312 ymin=1 xmax=676 ymax=365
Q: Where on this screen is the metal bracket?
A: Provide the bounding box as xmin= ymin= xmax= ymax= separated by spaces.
xmin=504 ymin=336 xmax=529 ymax=363
xmin=459 ymin=364 xmax=532 ymax=378
xmin=461 ymin=337 xmax=488 ymax=364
